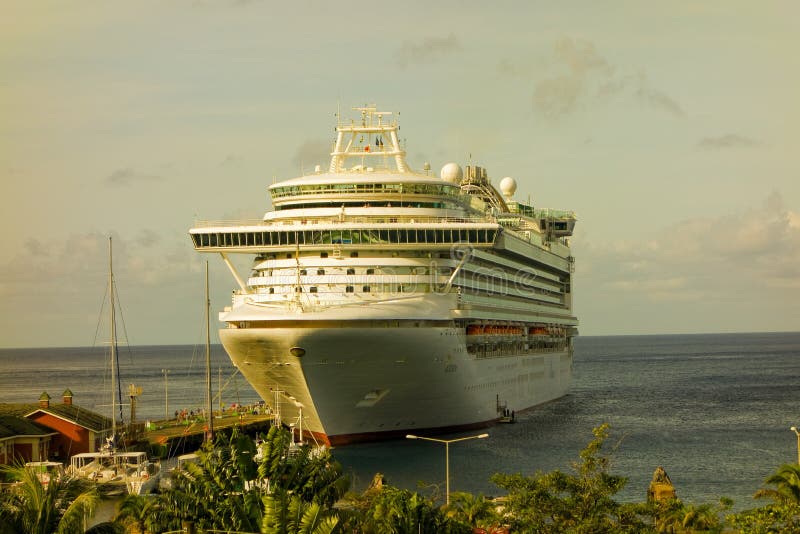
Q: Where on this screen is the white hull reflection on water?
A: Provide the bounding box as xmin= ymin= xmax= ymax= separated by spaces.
xmin=1 ymin=332 xmax=799 ymax=511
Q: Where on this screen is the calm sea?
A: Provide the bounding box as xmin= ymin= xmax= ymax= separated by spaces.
xmin=1 ymin=332 xmax=798 ymax=510
xmin=0 ymin=344 xmax=262 ymax=423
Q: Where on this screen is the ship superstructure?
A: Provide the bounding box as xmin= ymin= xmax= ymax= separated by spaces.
xmin=189 ymin=106 xmax=578 ymax=445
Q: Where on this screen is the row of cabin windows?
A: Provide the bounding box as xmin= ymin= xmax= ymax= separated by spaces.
xmin=270 ymin=182 xmax=461 ymax=198
xmin=268 ymin=285 xmax=417 ymax=294
xmin=193 ymin=228 xmax=497 ymax=248
xmin=273 ymin=201 xmax=461 ymax=211
xmin=284 ymin=286 xmax=373 ymax=293
xmin=269 ymin=267 xmax=375 ymax=276
xmin=296 ymin=269 xmax=328 ymax=275
xmin=276 ymin=252 xmax=354 ymax=259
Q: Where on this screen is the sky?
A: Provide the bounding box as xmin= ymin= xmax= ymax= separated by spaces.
xmin=1 ymin=1 xmax=798 ymax=348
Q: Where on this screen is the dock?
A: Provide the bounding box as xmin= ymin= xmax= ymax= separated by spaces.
xmin=141 ymin=412 xmax=274 ymax=458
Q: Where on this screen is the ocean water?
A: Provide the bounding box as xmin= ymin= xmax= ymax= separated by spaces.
xmin=0 ymin=344 xmax=262 ymax=422
xmin=1 ymin=332 xmax=798 ymax=510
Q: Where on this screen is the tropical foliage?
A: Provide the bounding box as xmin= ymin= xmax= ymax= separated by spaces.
xmin=160 ymin=429 xmax=265 ymax=532
xmin=339 ymin=482 xmax=470 ymax=533
xmin=490 ymin=423 xmax=650 ymax=532
xmin=8 ymin=423 xmax=800 ymax=533
xmin=0 ymin=463 xmax=100 ymax=534
xmin=753 ymin=463 xmax=800 ymax=505
xmin=725 ymin=463 xmax=800 ymax=533
xmin=445 ymin=491 xmax=499 ymax=529
xmin=108 ymin=426 xmax=348 ymax=533
xmin=261 ymin=491 xmax=339 ymax=534
xmin=256 ymin=426 xmax=349 ymax=508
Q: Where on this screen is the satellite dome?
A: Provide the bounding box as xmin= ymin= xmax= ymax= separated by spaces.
xmin=440 ymin=162 xmax=463 ymax=183
xmin=499 ymin=176 xmax=517 ymax=200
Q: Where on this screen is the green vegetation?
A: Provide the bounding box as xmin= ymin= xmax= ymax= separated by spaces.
xmin=3 ymin=424 xmax=800 ymax=532
xmin=0 ymin=463 xmax=100 ymax=534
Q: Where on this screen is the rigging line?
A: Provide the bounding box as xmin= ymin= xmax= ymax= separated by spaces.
xmin=188 ymin=266 xmax=215 ymax=377
xmin=91 ymin=284 xmax=109 ymax=424
xmin=108 ymin=269 xmax=125 ymax=429
xmin=114 ymin=326 xmax=125 ymax=428
xmin=188 ymin=304 xmax=206 ymax=377
xmin=112 ymin=277 xmax=135 ymax=366
xmin=90 ymin=280 xmax=117 ymax=433
xmin=92 ymin=283 xmax=108 ymax=350
xmin=214 ymin=367 xmax=242 ymax=402
xmin=222 ymin=368 xmax=240 ymax=391
xmin=112 ymin=278 xmax=134 ymax=437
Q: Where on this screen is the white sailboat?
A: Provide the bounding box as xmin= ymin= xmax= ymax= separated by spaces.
xmin=68 ymin=236 xmax=160 ymax=495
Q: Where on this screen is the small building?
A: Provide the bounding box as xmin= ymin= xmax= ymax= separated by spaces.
xmin=0 ymin=389 xmax=112 ymax=464
xmin=0 ymin=415 xmax=58 ymax=464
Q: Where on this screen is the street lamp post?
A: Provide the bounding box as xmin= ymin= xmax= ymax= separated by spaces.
xmin=406 ymin=432 xmax=489 ymax=505
xmin=790 ymin=427 xmax=800 ymax=465
xmin=162 ymin=369 xmax=170 ymax=420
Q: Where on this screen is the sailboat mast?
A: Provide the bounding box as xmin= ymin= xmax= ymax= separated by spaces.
xmin=205 ymin=261 xmax=214 ymax=442
xmin=109 ymin=236 xmax=117 ymax=441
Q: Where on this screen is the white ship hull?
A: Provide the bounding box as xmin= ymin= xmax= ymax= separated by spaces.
xmin=222 ymin=329 xmax=570 ymax=445
xmin=219 ymin=295 xmax=572 ymax=445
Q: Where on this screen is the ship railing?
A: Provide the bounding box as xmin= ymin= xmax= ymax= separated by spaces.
xmin=191 ymin=215 xmax=495 ymax=229
xmin=192 ymin=219 xmax=265 ymax=228
xmin=534 ymin=208 xmax=578 ymax=221
xmin=269 ymin=180 xmax=455 ymax=197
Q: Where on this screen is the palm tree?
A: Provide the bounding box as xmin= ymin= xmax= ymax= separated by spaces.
xmin=445 ymin=491 xmax=498 ymax=529
xmin=129 ymin=427 xmax=348 ymax=533
xmin=755 ymin=463 xmax=800 ymax=505
xmin=658 ymin=502 xmax=723 ymax=534
xmin=261 ymin=489 xmax=339 ymax=534
xmin=114 ymin=493 xmax=159 ymax=534
xmin=257 ymin=426 xmax=349 ymax=508
xmin=340 ymin=484 xmax=467 ymax=534
xmin=0 ymin=463 xmax=100 ymax=534
xmin=156 ymin=430 xmax=265 ymax=532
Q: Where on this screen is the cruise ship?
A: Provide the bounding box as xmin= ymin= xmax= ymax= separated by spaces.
xmin=189 ymin=106 xmax=578 ymax=446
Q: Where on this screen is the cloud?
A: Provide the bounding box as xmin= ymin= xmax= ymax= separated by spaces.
xmin=533 ymin=75 xmax=585 ymax=119
xmin=0 ymin=231 xmax=208 ymax=347
xmin=553 ymin=37 xmax=612 ymax=75
xmin=574 ymin=192 xmax=800 ymax=334
xmin=106 ymin=168 xmax=164 ymax=186
xmin=633 ymin=77 xmax=685 ymax=117
xmin=599 ymin=71 xmax=685 ymax=118
xmin=394 ymin=34 xmax=462 ymax=68
xmin=133 ymin=229 xmax=162 ymax=249
xmin=0 ymin=232 xmax=189 ymax=298
xmin=531 ymin=38 xmax=611 ymax=119
xmin=504 ymin=37 xmax=685 ymax=119
xmin=697 ymin=134 xmax=759 ymax=150
xmin=23 ymin=238 xmax=50 ymax=257
xmin=581 ymin=192 xmax=800 ymax=304
xmin=291 ymin=139 xmax=331 ymax=172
